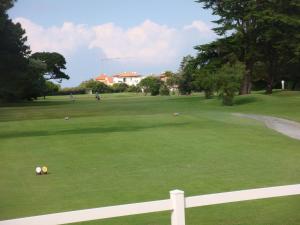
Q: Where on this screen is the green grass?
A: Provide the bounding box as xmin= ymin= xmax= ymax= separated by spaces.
xmin=0 ymin=91 xmax=300 ymax=225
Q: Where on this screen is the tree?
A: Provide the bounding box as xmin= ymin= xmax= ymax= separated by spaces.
xmin=178 ymin=55 xmax=197 ymax=95
xmin=139 ymin=76 xmax=161 ymax=96
xmin=0 ymin=0 xmax=32 ymax=101
xmin=127 ymin=85 xmax=141 ymax=93
xmin=0 ymin=1 xmax=69 ymax=102
xmin=254 ymin=0 xmax=300 ymax=93
xmin=159 ymin=84 xmax=170 ymax=96
xmin=216 ymin=62 xmax=245 ymax=106
xmin=193 ymin=69 xmax=216 ymax=99
xmin=43 ymin=81 xmax=60 ymax=97
xmin=163 ymin=71 xmax=179 ymax=92
xmin=195 ymin=0 xmax=259 ymax=94
xmin=196 ymin=0 xmax=300 ymax=94
xmin=112 ymin=83 xmax=128 ymax=93
xmin=30 ymin=52 xmax=69 ymax=82
xmin=21 ymin=58 xmax=48 ymax=100
xmin=79 ymin=79 xmax=112 ymax=93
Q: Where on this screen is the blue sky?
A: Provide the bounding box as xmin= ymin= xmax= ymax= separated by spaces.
xmin=9 ymin=0 xmax=218 ymax=87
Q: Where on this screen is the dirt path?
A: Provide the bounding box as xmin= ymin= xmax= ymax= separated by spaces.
xmin=233 ymin=113 xmax=300 ymax=141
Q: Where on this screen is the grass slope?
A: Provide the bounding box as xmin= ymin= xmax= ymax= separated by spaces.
xmin=0 ymin=91 xmax=300 ymax=225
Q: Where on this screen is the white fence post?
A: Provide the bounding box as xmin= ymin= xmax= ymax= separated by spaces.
xmin=170 ymin=190 xmax=185 ymax=225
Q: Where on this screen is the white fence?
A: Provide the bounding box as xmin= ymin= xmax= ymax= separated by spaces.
xmin=1 ymin=184 xmax=300 ymax=225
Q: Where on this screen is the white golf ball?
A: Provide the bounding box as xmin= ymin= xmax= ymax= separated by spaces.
xmin=35 ymin=166 xmax=42 ymax=174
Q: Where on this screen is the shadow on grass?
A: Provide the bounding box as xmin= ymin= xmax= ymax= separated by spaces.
xmin=0 ymin=122 xmax=189 ymax=139
xmin=234 ymin=96 xmax=259 ymax=105
xmin=0 ymin=100 xmax=72 ymax=108
xmin=167 ymin=95 xmax=204 ymax=102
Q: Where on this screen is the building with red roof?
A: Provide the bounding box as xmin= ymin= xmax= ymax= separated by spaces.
xmin=95 ymin=72 xmax=142 ymax=86
xmin=95 ymin=74 xmax=114 ymax=86
xmin=112 ymin=72 xmax=142 ymax=86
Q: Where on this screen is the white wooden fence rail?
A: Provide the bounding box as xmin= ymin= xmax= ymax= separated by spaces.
xmin=0 ymin=184 xmax=299 ymax=225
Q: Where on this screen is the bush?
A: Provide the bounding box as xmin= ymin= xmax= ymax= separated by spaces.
xmin=57 ymin=87 xmax=86 ymax=95
xmin=112 ymin=83 xmax=128 ymax=93
xmin=139 ymin=76 xmax=161 ymax=96
xmin=127 ymin=85 xmax=141 ymax=93
xmin=43 ymin=81 xmax=60 ymax=96
xmin=193 ymin=70 xmax=216 ymax=99
xmin=159 ymin=85 xmax=170 ymax=95
xmin=79 ymin=79 xmax=113 ymax=93
xmin=216 ymin=62 xmax=245 ymax=106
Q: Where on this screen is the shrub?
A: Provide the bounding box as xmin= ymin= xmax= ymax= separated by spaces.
xmin=112 ymin=83 xmax=128 ymax=93
xmin=216 ymin=62 xmax=245 ymax=106
xmin=127 ymin=85 xmax=141 ymax=93
xmin=139 ymin=76 xmax=161 ymax=96
xmin=79 ymin=79 xmax=113 ymax=93
xmin=193 ymin=70 xmax=216 ymax=99
xmin=159 ymin=85 xmax=170 ymax=95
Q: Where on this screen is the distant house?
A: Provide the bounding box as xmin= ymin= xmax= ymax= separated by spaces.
xmin=112 ymin=72 xmax=142 ymax=86
xmin=95 ymin=74 xmax=114 ymax=86
xmin=159 ymin=74 xmax=168 ymax=82
xmin=159 ymin=73 xmax=179 ymax=93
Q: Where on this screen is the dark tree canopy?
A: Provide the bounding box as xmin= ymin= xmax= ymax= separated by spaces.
xmin=0 ymin=0 xmax=32 ymax=101
xmin=195 ymin=0 xmax=300 ymax=94
xmin=31 ymin=52 xmax=69 ymax=81
xmin=0 ymin=1 xmax=69 ymax=102
xmin=178 ymin=55 xmax=197 ymax=95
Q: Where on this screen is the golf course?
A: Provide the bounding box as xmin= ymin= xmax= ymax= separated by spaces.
xmin=0 ymin=91 xmax=300 ymax=225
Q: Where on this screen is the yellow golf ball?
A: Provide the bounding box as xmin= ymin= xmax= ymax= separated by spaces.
xmin=42 ymin=166 xmax=48 ymax=174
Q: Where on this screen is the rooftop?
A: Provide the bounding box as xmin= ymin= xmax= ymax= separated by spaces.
xmin=95 ymin=74 xmax=108 ymax=80
xmin=113 ymin=72 xmax=141 ymax=78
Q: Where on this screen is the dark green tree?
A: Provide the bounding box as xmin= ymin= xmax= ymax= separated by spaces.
xmin=159 ymin=84 xmax=170 ymax=96
xmin=0 ymin=1 xmax=69 ymax=101
xmin=216 ymin=62 xmax=245 ymax=105
xmin=196 ymin=0 xmax=259 ymax=94
xmin=193 ymin=69 xmax=216 ymax=99
xmin=139 ymin=76 xmax=161 ymax=96
xmin=79 ymin=79 xmax=112 ymax=93
xmin=196 ymin=0 xmax=300 ymax=94
xmin=43 ymin=81 xmax=60 ymax=97
xmin=112 ymin=83 xmax=128 ymax=93
xmin=254 ymin=0 xmax=300 ymax=93
xmin=30 ymin=52 xmax=69 ymax=82
xmin=0 ymin=0 xmax=32 ymax=101
xmin=178 ymin=55 xmax=197 ymax=95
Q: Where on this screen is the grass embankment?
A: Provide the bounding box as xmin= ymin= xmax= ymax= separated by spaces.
xmin=0 ymin=91 xmax=299 ymax=225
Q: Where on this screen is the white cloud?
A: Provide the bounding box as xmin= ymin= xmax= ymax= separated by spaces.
xmin=89 ymin=20 xmax=179 ymax=64
xmin=184 ymin=20 xmax=213 ymax=34
xmin=14 ymin=18 xmax=215 ymax=65
xmin=14 ymin=17 xmax=91 ymax=55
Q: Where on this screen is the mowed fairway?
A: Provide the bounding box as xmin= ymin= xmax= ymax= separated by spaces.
xmin=0 ymin=92 xmax=300 ymax=225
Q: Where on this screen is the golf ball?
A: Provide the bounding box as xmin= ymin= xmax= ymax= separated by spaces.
xmin=35 ymin=167 xmax=42 ymax=174
xmin=42 ymin=166 xmax=48 ymax=174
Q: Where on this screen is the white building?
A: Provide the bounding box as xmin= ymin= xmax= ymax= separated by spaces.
xmin=112 ymin=72 xmax=142 ymax=86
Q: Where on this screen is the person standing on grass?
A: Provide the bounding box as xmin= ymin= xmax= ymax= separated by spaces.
xmin=95 ymin=92 xmax=100 ymax=101
xmin=70 ymin=93 xmax=75 ymax=102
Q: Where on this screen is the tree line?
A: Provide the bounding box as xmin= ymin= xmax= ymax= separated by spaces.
xmin=176 ymin=0 xmax=300 ymax=105
xmin=48 ymin=75 xmax=176 ymax=96
xmin=0 ymin=0 xmax=69 ymax=102
xmin=1 ymin=0 xmax=299 ymax=104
